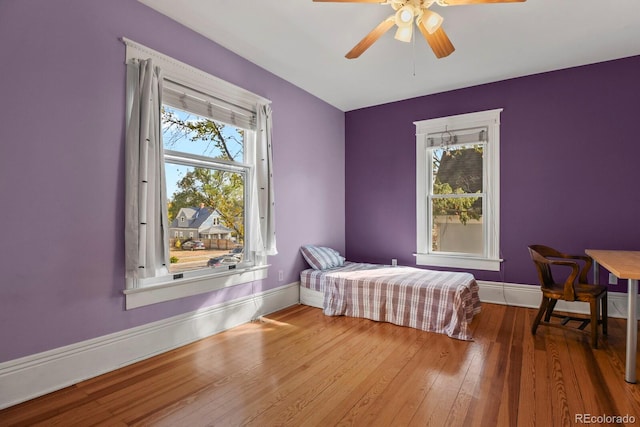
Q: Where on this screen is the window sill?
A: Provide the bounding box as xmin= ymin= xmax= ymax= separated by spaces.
xmin=415 ymin=253 xmax=502 ymax=271
xmin=124 ymin=265 xmax=269 ymax=309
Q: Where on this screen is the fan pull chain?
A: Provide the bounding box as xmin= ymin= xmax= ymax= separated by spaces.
xmin=412 ymin=29 xmax=416 ymax=77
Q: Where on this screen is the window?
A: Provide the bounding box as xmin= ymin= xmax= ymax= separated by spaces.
xmin=415 ymin=109 xmax=502 ymax=271
xmin=123 ymin=39 xmax=276 ymax=309
xmin=163 ymin=102 xmax=248 ymax=274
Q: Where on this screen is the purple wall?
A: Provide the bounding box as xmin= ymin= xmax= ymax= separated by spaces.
xmin=0 ymin=0 xmax=345 ymax=362
xmin=345 ymin=56 xmax=640 ymax=287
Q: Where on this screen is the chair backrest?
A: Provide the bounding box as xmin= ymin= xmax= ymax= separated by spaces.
xmin=528 ymin=244 xmax=592 ymax=301
xmin=528 ymin=245 xmax=558 ymax=289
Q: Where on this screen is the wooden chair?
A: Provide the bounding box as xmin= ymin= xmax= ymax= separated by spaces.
xmin=528 ymin=244 xmax=608 ymax=348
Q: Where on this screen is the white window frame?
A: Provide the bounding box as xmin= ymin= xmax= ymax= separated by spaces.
xmin=122 ymin=38 xmax=270 ymax=309
xmin=415 ymin=109 xmax=502 ymax=271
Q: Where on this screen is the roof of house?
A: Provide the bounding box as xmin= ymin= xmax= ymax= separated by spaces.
xmin=170 ymin=206 xmax=215 ymax=229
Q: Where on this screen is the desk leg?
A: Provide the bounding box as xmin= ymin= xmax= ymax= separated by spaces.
xmin=626 ymin=279 xmax=638 ymax=383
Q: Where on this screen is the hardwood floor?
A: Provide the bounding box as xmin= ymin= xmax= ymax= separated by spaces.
xmin=2 ymin=303 xmax=640 ymax=426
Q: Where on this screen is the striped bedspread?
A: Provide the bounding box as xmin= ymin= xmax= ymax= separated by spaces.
xmin=300 ymin=262 xmax=481 ymax=340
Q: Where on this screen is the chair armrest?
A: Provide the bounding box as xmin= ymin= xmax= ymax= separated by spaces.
xmin=554 ymin=254 xmax=592 ymax=282
xmin=547 ymin=259 xmax=580 ymax=300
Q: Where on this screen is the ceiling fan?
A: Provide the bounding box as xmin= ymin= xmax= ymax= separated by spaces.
xmin=313 ymin=0 xmax=526 ymax=59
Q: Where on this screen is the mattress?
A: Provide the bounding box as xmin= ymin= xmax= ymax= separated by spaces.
xmin=300 ymin=262 xmax=481 ymax=340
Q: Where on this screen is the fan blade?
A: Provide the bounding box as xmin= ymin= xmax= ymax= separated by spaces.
xmin=417 ymin=22 xmax=455 ymax=59
xmin=313 ymin=0 xmax=386 ymax=3
xmin=345 ymin=17 xmax=395 ymax=59
xmin=438 ymin=0 xmax=525 ymax=5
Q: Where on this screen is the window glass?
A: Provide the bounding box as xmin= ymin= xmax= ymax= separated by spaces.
xmin=162 ymin=105 xmax=247 ymax=274
xmin=430 ymin=144 xmax=484 ymax=255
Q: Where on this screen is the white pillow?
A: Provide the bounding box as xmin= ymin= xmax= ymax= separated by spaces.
xmin=300 ymin=245 xmax=345 ymax=270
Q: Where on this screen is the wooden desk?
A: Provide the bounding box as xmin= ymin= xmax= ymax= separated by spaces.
xmin=586 ymin=249 xmax=640 ymax=383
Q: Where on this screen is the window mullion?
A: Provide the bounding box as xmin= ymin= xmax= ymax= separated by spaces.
xmin=164 ymin=150 xmax=247 ymax=171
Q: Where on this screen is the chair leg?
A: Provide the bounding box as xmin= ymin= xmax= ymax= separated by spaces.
xmin=532 ymin=297 xmax=550 ymax=335
xmin=590 ymin=298 xmax=598 ymax=349
xmin=544 ymin=299 xmax=558 ymax=322
xmin=602 ymin=292 xmax=608 ymax=336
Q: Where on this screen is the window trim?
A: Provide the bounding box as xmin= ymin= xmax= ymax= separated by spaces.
xmin=415 ymin=109 xmax=502 ymax=271
xmin=123 ymin=38 xmax=271 ymax=308
xmin=123 ymin=265 xmax=268 ymax=309
xmin=123 ymin=38 xmax=270 ymax=114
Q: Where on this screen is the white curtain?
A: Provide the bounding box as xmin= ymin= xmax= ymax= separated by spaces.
xmin=250 ymin=103 xmax=277 ymax=257
xmin=124 ymin=59 xmax=170 ymax=287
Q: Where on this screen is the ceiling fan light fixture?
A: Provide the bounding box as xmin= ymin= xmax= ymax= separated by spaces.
xmin=394 ymin=5 xmax=415 ymax=42
xmin=394 ymin=5 xmax=414 ymax=26
xmin=421 ymin=9 xmax=443 ymax=34
xmin=394 ymin=24 xmax=413 ymax=42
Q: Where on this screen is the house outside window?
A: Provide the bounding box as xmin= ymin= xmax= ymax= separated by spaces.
xmin=415 ymin=109 xmax=502 ymax=271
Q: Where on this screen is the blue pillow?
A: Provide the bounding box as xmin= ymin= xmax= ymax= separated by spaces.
xmin=300 ymin=245 xmax=345 ymax=270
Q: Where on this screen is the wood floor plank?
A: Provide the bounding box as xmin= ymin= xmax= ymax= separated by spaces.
xmin=516 ymin=308 xmax=538 ymax=427
xmin=0 ymin=386 xmax=91 ymax=427
xmin=442 ymin=350 xmax=485 ymax=427
xmin=318 ymin=326 xmax=434 ymax=427
xmin=532 ymin=332 xmax=554 ymax=427
xmin=305 ymin=328 xmax=435 ymax=426
xmin=2 ymin=303 xmax=640 ymax=427
xmin=29 ymin=401 xmax=118 ymax=427
xmin=344 ymin=331 xmax=437 ymax=426
xmin=217 ymin=320 xmax=387 ymax=425
xmin=407 ymin=340 xmax=484 ymax=427
xmin=460 ymin=305 xmax=513 ymax=427
xmin=130 ymin=311 xmax=379 ymax=426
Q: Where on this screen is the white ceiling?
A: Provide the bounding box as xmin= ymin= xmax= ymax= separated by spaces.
xmin=139 ymin=0 xmax=640 ymax=112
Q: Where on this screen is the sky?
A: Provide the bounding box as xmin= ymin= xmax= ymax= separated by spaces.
xmin=162 ymin=105 xmax=244 ymax=199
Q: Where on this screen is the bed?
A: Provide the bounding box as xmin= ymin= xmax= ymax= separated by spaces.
xmin=299 ymin=258 xmax=481 ymax=341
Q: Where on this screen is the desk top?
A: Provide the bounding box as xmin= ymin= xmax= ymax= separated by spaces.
xmin=586 ymin=250 xmax=640 ymax=280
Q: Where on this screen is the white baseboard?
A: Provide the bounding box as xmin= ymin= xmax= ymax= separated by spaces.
xmin=0 ymin=282 xmax=300 ymax=410
xmin=477 ymin=280 xmax=637 ymax=319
